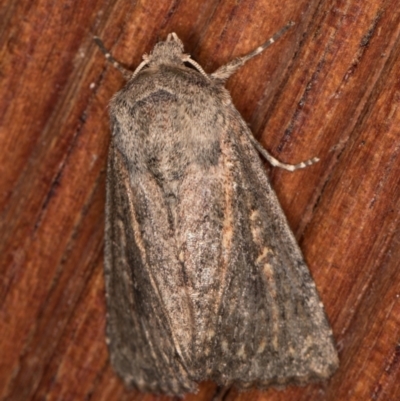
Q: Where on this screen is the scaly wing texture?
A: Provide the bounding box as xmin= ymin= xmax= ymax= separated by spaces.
xmin=204 ymin=109 xmax=338 ymax=388
xmin=105 ymin=141 xmax=197 ymax=395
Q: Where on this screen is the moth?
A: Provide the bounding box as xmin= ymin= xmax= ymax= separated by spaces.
xmin=95 ymin=22 xmax=339 ymax=396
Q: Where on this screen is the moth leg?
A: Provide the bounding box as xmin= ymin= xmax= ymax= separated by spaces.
xmin=211 ymin=21 xmax=295 ymax=80
xmin=246 ymin=130 xmax=319 ymax=171
xmin=211 ymin=385 xmax=231 ymax=401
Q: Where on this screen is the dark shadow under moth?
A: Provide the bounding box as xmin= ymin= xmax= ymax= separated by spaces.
xmin=95 ymin=22 xmax=339 ymax=396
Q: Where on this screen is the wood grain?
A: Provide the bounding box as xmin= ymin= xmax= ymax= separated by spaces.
xmin=0 ymin=0 xmax=399 ymax=400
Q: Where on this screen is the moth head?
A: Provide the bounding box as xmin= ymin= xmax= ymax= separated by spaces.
xmin=148 ymin=33 xmax=185 ymax=65
xmin=134 ymin=33 xmax=209 ymax=80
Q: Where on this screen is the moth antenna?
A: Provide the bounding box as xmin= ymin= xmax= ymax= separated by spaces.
xmin=246 ymin=131 xmax=319 ymax=171
xmin=211 ymin=21 xmax=295 ymax=80
xmin=94 ymin=36 xmax=132 ymax=80
xmin=182 ymin=55 xmax=210 ymax=79
xmin=131 ymin=57 xmax=151 ymax=79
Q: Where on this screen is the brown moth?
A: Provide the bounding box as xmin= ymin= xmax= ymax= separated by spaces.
xmin=95 ymin=22 xmax=338 ymax=396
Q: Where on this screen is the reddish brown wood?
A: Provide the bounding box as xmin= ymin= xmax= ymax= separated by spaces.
xmin=0 ymin=0 xmax=399 ymax=400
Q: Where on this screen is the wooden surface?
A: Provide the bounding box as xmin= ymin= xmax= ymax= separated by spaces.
xmin=0 ymin=0 xmax=399 ymax=400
